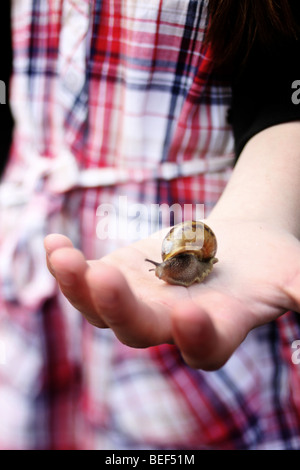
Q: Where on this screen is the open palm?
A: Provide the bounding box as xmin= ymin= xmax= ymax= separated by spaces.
xmin=44 ymin=219 xmax=300 ymax=370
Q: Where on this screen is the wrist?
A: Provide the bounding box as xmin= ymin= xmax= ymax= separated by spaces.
xmin=209 ymin=122 xmax=300 ymax=238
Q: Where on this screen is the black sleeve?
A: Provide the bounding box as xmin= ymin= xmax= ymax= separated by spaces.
xmin=0 ymin=1 xmax=14 ymax=177
xmin=230 ymin=1 xmax=300 ymax=158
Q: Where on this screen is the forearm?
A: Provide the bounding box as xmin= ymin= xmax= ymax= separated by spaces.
xmin=210 ymin=121 xmax=300 ymax=237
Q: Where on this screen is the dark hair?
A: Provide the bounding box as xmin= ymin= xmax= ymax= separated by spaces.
xmin=206 ymin=0 xmax=298 ymax=67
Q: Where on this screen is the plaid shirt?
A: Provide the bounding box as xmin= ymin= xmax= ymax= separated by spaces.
xmin=0 ymin=0 xmax=300 ymax=449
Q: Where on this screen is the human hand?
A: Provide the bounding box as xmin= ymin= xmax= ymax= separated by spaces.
xmin=44 ymin=219 xmax=300 ymax=370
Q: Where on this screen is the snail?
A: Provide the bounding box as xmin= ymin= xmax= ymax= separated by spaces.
xmin=145 ymin=221 xmax=218 ymax=287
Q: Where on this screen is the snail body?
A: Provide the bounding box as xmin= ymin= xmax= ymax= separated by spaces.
xmin=146 ymin=221 xmax=218 ymax=287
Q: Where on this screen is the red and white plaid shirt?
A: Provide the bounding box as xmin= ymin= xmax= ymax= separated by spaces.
xmin=0 ymin=0 xmax=300 ymax=450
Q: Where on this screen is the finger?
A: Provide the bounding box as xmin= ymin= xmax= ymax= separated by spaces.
xmin=86 ymin=263 xmax=172 ymax=347
xmin=48 ymin=246 xmax=108 ymax=328
xmin=281 ymin=269 xmax=300 ymax=314
xmin=44 ymin=233 xmax=74 ymax=252
xmin=171 ymin=300 xmax=239 ymax=371
xmin=44 ymin=234 xmax=74 ymax=277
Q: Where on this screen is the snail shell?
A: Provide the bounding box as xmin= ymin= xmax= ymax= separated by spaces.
xmin=146 ymin=221 xmax=218 ymax=287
